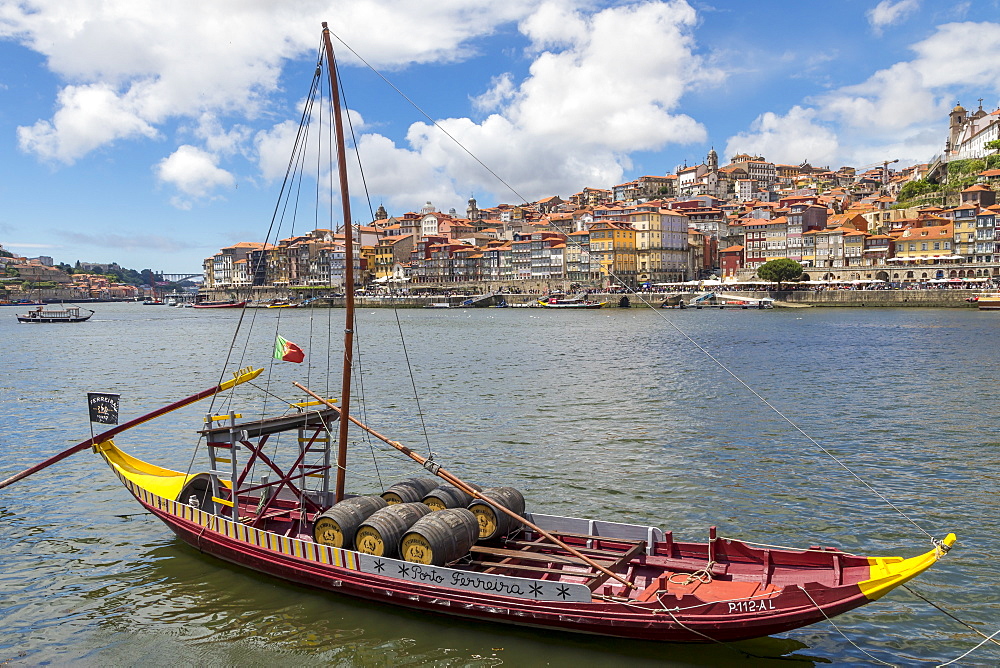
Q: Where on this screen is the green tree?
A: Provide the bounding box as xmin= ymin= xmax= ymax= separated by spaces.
xmin=898 ymin=179 xmax=937 ymax=201
xmin=757 ymin=259 xmax=803 ymax=290
xmin=985 ymin=139 xmax=1000 ymax=153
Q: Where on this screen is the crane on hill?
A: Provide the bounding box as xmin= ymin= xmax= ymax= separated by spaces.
xmin=860 ymin=159 xmax=899 ymax=184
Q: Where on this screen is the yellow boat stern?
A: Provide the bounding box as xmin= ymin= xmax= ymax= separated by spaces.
xmin=95 ymin=440 xmax=225 ymax=501
xmin=859 ymin=534 xmax=957 ymax=601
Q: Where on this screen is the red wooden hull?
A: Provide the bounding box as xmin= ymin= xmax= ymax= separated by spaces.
xmin=107 ymin=461 xmax=930 ymax=643
xmin=155 ymin=508 xmax=872 ymax=641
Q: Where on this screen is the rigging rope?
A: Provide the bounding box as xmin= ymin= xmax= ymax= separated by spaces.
xmin=902 ymin=584 xmax=1000 ymax=651
xmin=797 ymin=585 xmax=896 ymax=666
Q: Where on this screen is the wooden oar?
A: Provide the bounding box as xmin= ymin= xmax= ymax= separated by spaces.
xmin=294 ymin=382 xmax=636 ymax=589
xmin=0 ymin=367 xmax=263 ymax=491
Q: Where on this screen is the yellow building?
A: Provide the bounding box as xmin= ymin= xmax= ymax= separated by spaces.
xmin=892 ymin=223 xmax=955 ymax=262
xmin=588 ymin=221 xmax=637 ymax=285
xmin=372 ymin=234 xmax=415 ymax=280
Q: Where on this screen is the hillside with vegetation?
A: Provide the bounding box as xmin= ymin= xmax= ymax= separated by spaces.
xmin=896 ymin=144 xmax=1000 ymax=208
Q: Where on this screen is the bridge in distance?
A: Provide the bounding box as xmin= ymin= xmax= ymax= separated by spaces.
xmin=157 ymin=273 xmax=202 ymax=283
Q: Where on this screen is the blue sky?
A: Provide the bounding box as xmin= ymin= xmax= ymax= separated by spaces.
xmin=1 ymin=0 xmax=999 ymax=273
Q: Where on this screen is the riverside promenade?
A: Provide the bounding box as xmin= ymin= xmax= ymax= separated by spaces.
xmin=339 ymin=289 xmax=982 ymax=309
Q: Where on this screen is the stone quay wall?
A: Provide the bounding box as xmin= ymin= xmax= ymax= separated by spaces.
xmin=198 ymin=286 xmax=984 ymax=309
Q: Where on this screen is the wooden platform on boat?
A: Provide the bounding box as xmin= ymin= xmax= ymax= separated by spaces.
xmin=469 ymin=530 xmax=647 ymax=591
xmin=199 ymin=408 xmax=339 ymax=439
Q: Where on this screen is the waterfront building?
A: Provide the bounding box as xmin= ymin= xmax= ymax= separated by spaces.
xmin=742 ymin=218 xmax=768 ymax=270
xmin=373 ymin=234 xmax=415 ymax=281
xmin=627 ymin=202 xmax=689 ymax=283
xmin=588 ymin=220 xmax=637 ymax=286
xmin=800 ymin=229 xmax=817 ymax=268
xmin=843 ymin=229 xmax=866 ymax=268
xmin=719 ymin=245 xmax=743 ymax=278
xmin=231 ymin=258 xmax=251 ymax=288
xmin=528 ymin=232 xmax=567 ymax=281
xmin=891 ymin=222 xmax=955 ymax=263
xmin=480 ymin=241 xmax=513 ymax=284
xmin=511 ymin=238 xmax=532 ymax=280
xmin=321 ymin=241 xmax=362 ymax=290
xmin=863 ymin=235 xmax=892 ymax=271
xmin=564 ymin=230 xmax=593 ymax=283
xmin=974 ymin=207 xmax=998 ymax=264
xmin=813 ymin=227 xmax=846 ymax=269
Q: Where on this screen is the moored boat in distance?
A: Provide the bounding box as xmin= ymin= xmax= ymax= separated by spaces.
xmin=16 ymin=304 xmax=94 ymax=323
xmin=968 ymin=292 xmax=1000 ymax=310
xmin=192 ymin=300 xmax=247 ymax=309
xmin=537 ymin=293 xmax=606 ymax=309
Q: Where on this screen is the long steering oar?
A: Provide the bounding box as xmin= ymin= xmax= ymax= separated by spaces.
xmin=294 ymin=381 xmax=636 ymax=590
xmin=0 ymin=367 xmax=263 ymax=491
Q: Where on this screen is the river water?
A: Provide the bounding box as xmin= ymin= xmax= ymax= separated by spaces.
xmin=1 ymin=302 xmax=997 ymax=667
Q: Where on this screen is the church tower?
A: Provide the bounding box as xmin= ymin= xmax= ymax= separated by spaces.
xmin=467 ymin=196 xmax=480 ymax=221
xmin=949 ymin=102 xmax=967 ymax=153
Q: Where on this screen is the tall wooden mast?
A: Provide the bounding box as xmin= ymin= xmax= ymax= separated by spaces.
xmin=321 ymin=23 xmax=354 ymax=502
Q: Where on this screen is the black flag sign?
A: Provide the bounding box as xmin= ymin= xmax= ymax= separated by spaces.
xmin=87 ymin=393 xmax=120 ymax=425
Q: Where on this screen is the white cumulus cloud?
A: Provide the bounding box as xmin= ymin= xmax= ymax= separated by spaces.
xmin=155 ymin=145 xmax=236 ymax=206
xmin=362 ymin=0 xmax=720 ymax=206
xmin=17 ymin=83 xmax=159 ymax=163
xmin=868 ymin=0 xmax=921 ymax=34
xmin=1 ymin=1 xmax=541 ymax=201
xmin=725 ymin=106 xmax=839 ymax=166
xmin=726 ymin=19 xmax=1000 ymax=168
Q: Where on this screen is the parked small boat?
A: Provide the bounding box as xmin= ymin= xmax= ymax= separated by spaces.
xmin=537 ymin=293 xmax=605 ymax=309
xmin=16 ymin=305 xmax=94 ymax=323
xmin=192 ymin=300 xmax=247 ymax=309
xmin=969 ymin=293 xmax=1000 ymax=310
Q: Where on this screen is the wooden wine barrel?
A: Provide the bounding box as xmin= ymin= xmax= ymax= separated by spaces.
xmin=469 ymin=487 xmax=525 ymax=541
xmin=381 ymin=477 xmax=440 ymax=504
xmin=401 ymin=508 xmax=479 ymax=566
xmin=421 ymin=483 xmax=482 ymax=511
xmin=354 ymin=502 xmax=432 ymax=557
xmin=312 ymin=495 xmax=387 ymax=548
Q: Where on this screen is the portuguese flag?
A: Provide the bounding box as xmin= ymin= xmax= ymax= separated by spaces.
xmin=274 ymin=335 xmax=305 ymax=363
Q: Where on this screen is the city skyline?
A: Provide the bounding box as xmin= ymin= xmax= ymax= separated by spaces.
xmin=1 ymin=1 xmax=999 ymax=272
